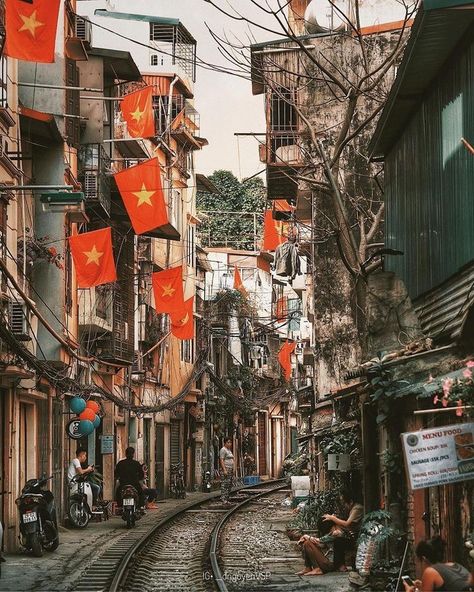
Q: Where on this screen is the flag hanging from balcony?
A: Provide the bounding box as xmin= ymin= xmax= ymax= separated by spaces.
xmin=114 ymin=158 xmax=168 ymax=235
xmin=278 ymin=340 xmax=296 ymax=381
xmin=170 ymin=297 xmax=194 ymax=340
xmin=5 ymin=0 xmax=61 ymax=63
xmin=152 ymin=266 xmax=185 ymax=313
xmin=263 ymin=210 xmax=285 ymax=251
xmin=120 ymin=86 xmax=155 ymax=139
xmin=69 ymin=227 xmax=117 ymax=289
xmin=233 ymin=266 xmax=248 ymax=297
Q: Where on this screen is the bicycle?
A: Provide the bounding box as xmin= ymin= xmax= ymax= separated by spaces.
xmin=170 ymin=463 xmax=186 ymax=499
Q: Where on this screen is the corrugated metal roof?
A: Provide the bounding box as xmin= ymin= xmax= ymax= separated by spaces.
xmin=369 ymin=6 xmax=474 ymax=159
xmin=94 ymin=10 xmax=180 ymax=26
xmin=414 ymin=261 xmax=474 ymax=341
xmin=425 ymin=0 xmax=474 ymax=8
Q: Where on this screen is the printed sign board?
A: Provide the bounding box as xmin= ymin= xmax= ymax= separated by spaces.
xmin=100 ymin=435 xmax=114 ymax=454
xmin=328 ymin=453 xmax=351 ymax=472
xmin=402 ymin=422 xmax=474 ymax=490
xmin=65 ymin=419 xmax=83 ymax=440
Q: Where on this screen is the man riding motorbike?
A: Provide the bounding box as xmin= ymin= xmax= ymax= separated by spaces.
xmin=115 ymin=447 xmax=145 ymax=508
xmin=68 ymin=448 xmax=100 ymax=506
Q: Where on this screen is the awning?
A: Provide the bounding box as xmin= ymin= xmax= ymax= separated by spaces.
xmin=88 ymin=47 xmax=141 ymax=82
xmin=114 ymin=139 xmax=149 ymax=160
xmin=196 ymin=173 xmax=219 ymax=194
xmin=19 ymin=106 xmax=63 ymax=144
xmin=141 ymin=73 xmax=193 ymax=100
xmin=296 ymin=419 xmax=360 ymax=440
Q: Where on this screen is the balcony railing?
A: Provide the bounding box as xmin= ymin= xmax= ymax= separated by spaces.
xmin=79 ymin=144 xmax=112 ymax=216
xmin=265 ymin=132 xmax=304 ymax=166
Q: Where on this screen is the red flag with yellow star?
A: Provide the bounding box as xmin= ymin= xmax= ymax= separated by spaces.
xmin=152 ymin=266 xmax=185 ymax=313
xmin=5 ymin=0 xmax=61 ymax=63
xmin=114 ymin=158 xmax=168 ymax=235
xmin=278 ymin=340 xmax=296 ymax=381
xmin=170 ymin=297 xmax=194 ymax=340
xmin=120 ymin=87 xmax=155 ymax=139
xmin=69 ymin=227 xmax=117 ymax=289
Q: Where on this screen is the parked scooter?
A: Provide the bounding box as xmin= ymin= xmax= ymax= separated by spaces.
xmin=68 ymin=472 xmax=106 ymax=528
xmin=202 ymin=470 xmax=212 ymax=493
xmin=120 ymin=484 xmax=142 ymax=529
xmin=15 ymin=475 xmax=59 ymax=557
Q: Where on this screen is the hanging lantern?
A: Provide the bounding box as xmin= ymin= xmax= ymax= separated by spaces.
xmin=85 ymin=400 xmax=100 ymax=414
xmin=78 ymin=419 xmax=94 ymax=436
xmin=79 ymin=408 xmax=95 ymax=422
xmin=92 ymin=414 xmax=101 ymax=429
xmin=70 ymin=397 xmax=86 ymax=414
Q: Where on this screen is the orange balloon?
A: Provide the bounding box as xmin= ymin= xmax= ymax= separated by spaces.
xmin=85 ymin=400 xmax=100 ymax=414
xmin=79 ymin=408 xmax=95 ymax=422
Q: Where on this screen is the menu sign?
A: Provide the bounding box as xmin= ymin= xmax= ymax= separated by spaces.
xmin=402 ymin=423 xmax=474 ymax=490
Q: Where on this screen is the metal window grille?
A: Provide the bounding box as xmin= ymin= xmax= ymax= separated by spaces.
xmin=149 ymin=22 xmax=197 ymax=81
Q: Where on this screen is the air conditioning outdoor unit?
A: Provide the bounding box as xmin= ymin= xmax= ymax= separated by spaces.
xmin=75 ymin=16 xmax=92 ymax=46
xmin=8 ymin=300 xmax=31 ymax=340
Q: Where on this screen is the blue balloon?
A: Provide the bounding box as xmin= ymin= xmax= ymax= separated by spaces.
xmin=92 ymin=414 xmax=101 ymax=429
xmin=78 ymin=419 xmax=94 ymax=436
xmin=70 ymin=397 xmax=86 ymax=414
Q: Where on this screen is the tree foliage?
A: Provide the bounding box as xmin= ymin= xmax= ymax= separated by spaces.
xmin=197 ymin=170 xmax=266 ymax=251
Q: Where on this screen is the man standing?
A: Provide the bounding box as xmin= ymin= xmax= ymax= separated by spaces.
xmin=115 ymin=447 xmax=145 ymax=507
xmin=219 ymin=438 xmax=234 ymax=504
xmin=67 ymin=447 xmax=100 ymax=506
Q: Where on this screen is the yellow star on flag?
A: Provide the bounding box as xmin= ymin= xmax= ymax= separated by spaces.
xmin=130 ymin=105 xmax=144 ymax=123
xmin=162 ymin=284 xmax=176 ymax=298
xmin=84 ymin=245 xmax=104 ymax=266
xmin=132 ymin=183 xmax=155 ymax=207
xmin=19 ymin=10 xmax=45 ymax=37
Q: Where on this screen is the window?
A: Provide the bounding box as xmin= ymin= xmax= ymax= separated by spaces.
xmin=186 ymin=225 xmax=195 ymax=267
xmin=180 ymin=339 xmax=194 ymax=363
xmin=150 ymin=54 xmax=163 ymax=67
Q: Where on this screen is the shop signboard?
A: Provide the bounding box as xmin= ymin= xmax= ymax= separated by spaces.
xmin=66 ymin=419 xmax=82 ymax=440
xmin=402 ymin=422 xmax=474 ymax=490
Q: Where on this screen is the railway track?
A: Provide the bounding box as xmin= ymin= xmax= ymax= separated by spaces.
xmin=69 ymin=481 xmax=286 ymax=592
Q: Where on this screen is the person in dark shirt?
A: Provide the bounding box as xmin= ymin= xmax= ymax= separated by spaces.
xmin=115 ymin=447 xmax=145 ymax=507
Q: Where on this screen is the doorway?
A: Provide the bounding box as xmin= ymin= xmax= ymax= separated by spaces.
xmin=19 ymin=402 xmax=36 ymax=488
xmin=155 ymin=425 xmax=165 ymax=499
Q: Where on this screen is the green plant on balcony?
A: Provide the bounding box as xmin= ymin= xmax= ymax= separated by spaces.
xmin=368 ymin=362 xmax=410 ymax=424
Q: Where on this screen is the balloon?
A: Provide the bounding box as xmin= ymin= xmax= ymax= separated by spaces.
xmin=92 ymin=414 xmax=101 ymax=429
xmin=70 ymin=397 xmax=86 ymax=414
xmin=79 ymin=408 xmax=95 ymax=422
xmin=78 ymin=419 xmax=94 ymax=436
xmin=85 ymin=400 xmax=100 ymax=414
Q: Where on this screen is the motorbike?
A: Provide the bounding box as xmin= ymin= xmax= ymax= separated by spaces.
xmin=120 ymin=484 xmax=142 ymax=529
xmin=15 ymin=475 xmax=59 ymax=557
xmin=170 ymin=463 xmax=186 ymax=499
xmin=68 ymin=473 xmax=106 ymax=528
xmin=202 ymin=470 xmax=212 ymax=493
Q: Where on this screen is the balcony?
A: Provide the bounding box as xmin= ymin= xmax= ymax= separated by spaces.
xmin=78 ymin=144 xmax=112 ymax=216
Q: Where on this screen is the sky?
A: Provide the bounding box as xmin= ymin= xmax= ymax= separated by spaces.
xmin=77 ymin=0 xmax=280 ymax=180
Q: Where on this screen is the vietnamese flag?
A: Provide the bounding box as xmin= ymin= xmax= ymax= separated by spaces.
xmin=263 ymin=210 xmax=285 ymax=251
xmin=120 ymin=87 xmax=155 ymax=139
xmin=233 ymin=266 xmax=248 ymax=297
xmin=278 ymin=340 xmax=296 ymax=381
xmin=5 ymin=0 xmax=61 ymax=63
xmin=69 ymin=227 xmax=117 ymax=289
xmin=170 ymin=297 xmax=194 ymax=340
xmin=114 ymin=158 xmax=168 ymax=235
xmin=152 ymin=266 xmax=185 ymax=313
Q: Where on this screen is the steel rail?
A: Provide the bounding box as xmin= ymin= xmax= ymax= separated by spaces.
xmin=108 ymin=479 xmax=285 ymax=592
xmin=209 ymin=481 xmax=287 ymax=592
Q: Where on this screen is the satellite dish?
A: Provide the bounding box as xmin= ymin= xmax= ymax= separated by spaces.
xmin=304 ymin=0 xmax=348 ymax=34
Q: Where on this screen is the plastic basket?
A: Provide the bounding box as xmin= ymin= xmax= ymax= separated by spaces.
xmin=243 ymin=475 xmax=260 ymax=486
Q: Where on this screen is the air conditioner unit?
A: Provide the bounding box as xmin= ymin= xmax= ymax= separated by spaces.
xmin=78 ymin=288 xmax=112 ymax=333
xmin=75 ymin=16 xmax=92 ymax=46
xmin=8 ymin=300 xmax=31 ymax=340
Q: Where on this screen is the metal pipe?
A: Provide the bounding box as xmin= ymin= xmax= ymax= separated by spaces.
xmin=18 ymin=81 xmax=103 ymax=92
xmin=414 ymin=406 xmax=473 ymax=415
xmin=80 ymin=96 xmax=123 ymax=101
xmin=1 ymin=185 xmax=74 ymax=191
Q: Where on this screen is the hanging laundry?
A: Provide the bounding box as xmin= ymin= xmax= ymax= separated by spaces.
xmin=273 ymin=240 xmax=301 ymax=281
